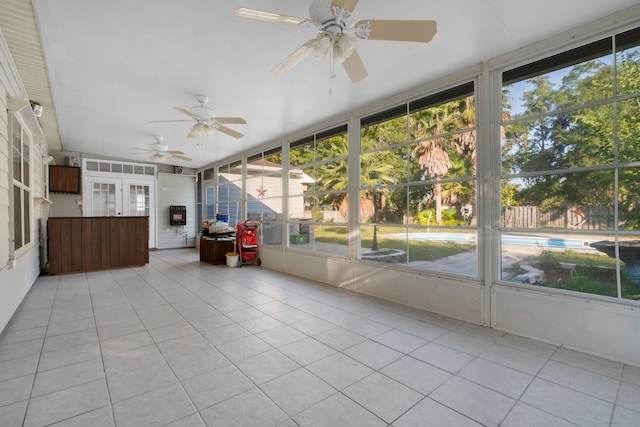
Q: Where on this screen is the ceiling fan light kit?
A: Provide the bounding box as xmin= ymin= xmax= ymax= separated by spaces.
xmin=187 ymin=122 xmax=215 ymax=138
xmin=151 ymin=153 xmax=167 ymax=163
xmin=234 ymin=0 xmax=437 ymax=83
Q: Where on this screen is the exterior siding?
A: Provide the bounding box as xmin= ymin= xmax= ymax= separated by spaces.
xmin=0 ymin=28 xmax=46 ymax=333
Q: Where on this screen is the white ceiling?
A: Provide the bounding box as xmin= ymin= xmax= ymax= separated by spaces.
xmin=26 ymin=0 xmax=640 ymax=168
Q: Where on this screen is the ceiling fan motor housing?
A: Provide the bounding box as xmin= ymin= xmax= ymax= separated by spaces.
xmin=309 ymin=0 xmax=336 ymax=24
xmin=150 ymin=142 xmax=169 ymax=152
xmin=191 ymin=95 xmax=216 ymax=119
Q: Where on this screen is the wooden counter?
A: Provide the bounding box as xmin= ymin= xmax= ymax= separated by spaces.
xmin=200 ymin=237 xmax=234 ymax=265
xmin=48 ymin=217 xmax=149 ymax=274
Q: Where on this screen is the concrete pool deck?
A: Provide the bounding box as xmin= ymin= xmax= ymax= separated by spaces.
xmin=288 ymin=232 xmax=606 ymax=278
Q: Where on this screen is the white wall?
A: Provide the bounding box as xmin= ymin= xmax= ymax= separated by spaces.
xmin=157 ymin=173 xmax=197 ymax=249
xmin=48 ymin=193 xmax=82 ymax=217
xmin=0 ymin=31 xmax=46 ymax=333
xmin=259 ymin=246 xmax=483 ymax=324
xmin=492 ymin=286 xmax=640 ymax=366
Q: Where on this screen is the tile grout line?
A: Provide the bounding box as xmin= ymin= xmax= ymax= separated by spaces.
xmin=20 ymin=273 xmax=60 ymax=427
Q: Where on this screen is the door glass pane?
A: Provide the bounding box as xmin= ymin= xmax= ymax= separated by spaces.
xmin=129 ymin=185 xmax=150 ymax=216
xmin=92 ymin=183 xmax=101 ymax=215
xmin=92 ymin=182 xmax=117 ymax=216
xmin=108 ymin=184 xmax=116 ymax=215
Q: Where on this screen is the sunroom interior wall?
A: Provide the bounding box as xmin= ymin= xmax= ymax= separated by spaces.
xmin=200 ymin=7 xmax=640 ymax=367
xmin=488 ymin=7 xmax=640 ymax=368
xmin=260 ymin=245 xmax=483 ymax=324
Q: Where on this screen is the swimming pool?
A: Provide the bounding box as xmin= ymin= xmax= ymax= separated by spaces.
xmin=402 ymin=232 xmax=595 ymax=250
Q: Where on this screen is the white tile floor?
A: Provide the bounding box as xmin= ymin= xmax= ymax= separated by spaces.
xmin=0 ymin=248 xmax=639 ymax=427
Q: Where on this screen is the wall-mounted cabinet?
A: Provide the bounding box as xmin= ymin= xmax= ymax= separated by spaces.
xmin=49 ymin=165 xmax=80 ymax=194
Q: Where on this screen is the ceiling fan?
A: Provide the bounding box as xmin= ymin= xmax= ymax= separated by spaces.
xmin=234 ymin=0 xmax=437 ymax=83
xmin=149 ymin=95 xmax=246 ymax=139
xmin=134 ymin=136 xmax=192 ymax=163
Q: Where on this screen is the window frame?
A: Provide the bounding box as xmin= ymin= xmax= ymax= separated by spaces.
xmin=216 ymin=159 xmax=243 ymax=228
xmin=358 ymin=82 xmax=478 ymax=277
xmin=496 ymin=26 xmax=640 ymax=301
xmin=10 ymin=114 xmax=34 ymax=255
xmin=287 ymin=124 xmax=349 ymax=254
xmin=246 ymin=147 xmax=284 ymax=247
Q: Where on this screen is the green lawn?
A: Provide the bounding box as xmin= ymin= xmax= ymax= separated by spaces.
xmin=315 ymin=226 xmax=474 ymax=262
xmin=314 ymin=227 xmax=640 ymax=300
xmin=515 ymin=250 xmax=639 ymax=300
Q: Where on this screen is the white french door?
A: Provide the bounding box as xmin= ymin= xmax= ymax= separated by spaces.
xmin=87 ymin=178 xmax=121 ymax=216
xmin=123 ymin=180 xmax=151 ymax=217
xmin=84 ymin=177 xmax=156 ymax=248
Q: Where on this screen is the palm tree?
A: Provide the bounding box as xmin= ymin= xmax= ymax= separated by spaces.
xmin=412 ymin=96 xmax=477 ymax=225
xmin=413 ymin=140 xmax=451 ymax=225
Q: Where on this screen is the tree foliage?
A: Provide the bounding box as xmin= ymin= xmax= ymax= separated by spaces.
xmin=502 ymin=46 xmax=640 ymax=228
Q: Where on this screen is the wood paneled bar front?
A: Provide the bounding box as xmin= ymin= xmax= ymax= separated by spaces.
xmin=48 ymin=217 xmax=149 ymax=274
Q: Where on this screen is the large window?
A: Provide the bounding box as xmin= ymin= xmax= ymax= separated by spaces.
xmin=359 ymin=83 xmax=477 ymax=276
xmin=288 ymin=125 xmax=349 ymax=255
xmin=196 ymin=171 xmax=202 ymax=229
xmin=246 ymin=147 xmax=284 ymax=246
xmin=11 ymin=116 xmax=32 ymax=251
xmin=200 ymin=23 xmax=640 ymax=306
xmin=202 ymin=167 xmax=215 ymax=222
xmin=500 ymin=27 xmax=640 ymax=301
xmin=217 ymin=160 xmax=242 ymax=228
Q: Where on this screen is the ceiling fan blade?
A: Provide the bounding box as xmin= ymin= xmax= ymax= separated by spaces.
xmin=147 ymin=119 xmax=191 ymax=123
xmin=166 ymin=150 xmax=185 ymax=155
xmin=174 ymin=107 xmax=200 ymax=119
xmin=356 ymin=20 xmax=437 ymax=42
xmin=342 ymin=49 xmax=368 ymax=83
xmin=272 ymin=40 xmax=315 ymax=76
xmin=331 ymin=0 xmax=359 ymax=12
xmin=216 ymin=125 xmax=244 ymax=139
xmin=233 ymin=8 xmax=308 ymax=26
xmin=216 ymin=117 xmax=247 ymax=125
xmin=172 ymin=154 xmax=192 ymax=162
xmin=134 ymin=148 xmax=154 ymax=152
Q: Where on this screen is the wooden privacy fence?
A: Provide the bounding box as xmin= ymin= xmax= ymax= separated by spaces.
xmin=501 ymin=206 xmax=614 ymax=229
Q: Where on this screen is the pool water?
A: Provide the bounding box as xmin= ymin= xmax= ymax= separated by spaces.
xmin=402 ymin=232 xmax=594 ymax=250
